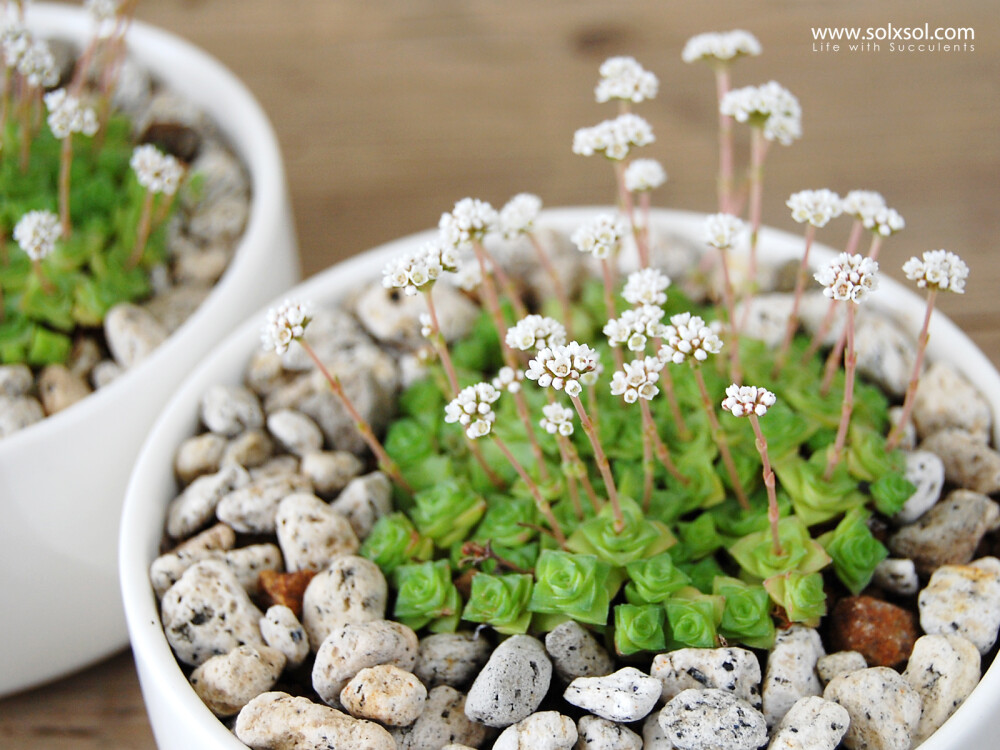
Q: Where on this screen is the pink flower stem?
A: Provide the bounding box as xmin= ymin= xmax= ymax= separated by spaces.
xmin=528 ymin=231 xmax=573 ymax=335
xmin=32 ymin=259 xmax=54 ymax=294
xmin=658 ymin=358 xmax=691 ymax=440
xmin=867 ymin=233 xmax=884 ymax=261
xmin=492 ymin=433 xmax=567 ymax=548
xmin=640 ymin=410 xmax=655 ymax=510
xmin=300 ymin=339 xmax=412 ymax=493
xmin=693 ymin=365 xmax=749 ymax=509
xmin=825 ymin=302 xmax=857 ymax=480
xmin=570 ymin=392 xmax=622 ymax=531
xmin=747 ymin=126 xmax=770 ymax=290
xmin=640 ymin=398 xmax=688 ymax=485
xmin=748 ymin=412 xmax=783 ymax=556
xmin=127 ymin=189 xmax=155 ymax=269
xmin=614 ymin=161 xmax=649 ymax=267
xmin=802 ymin=220 xmax=863 ymax=365
xmin=477 ymin=242 xmax=528 ymax=319
xmin=820 ymin=322 xmax=847 ymax=396
xmin=544 ymin=390 xmax=601 ymax=513
xmin=773 ymin=224 xmax=816 ymax=378
xmin=715 ymin=66 xmax=734 ymax=214
xmin=887 ymin=289 xmax=937 ymax=451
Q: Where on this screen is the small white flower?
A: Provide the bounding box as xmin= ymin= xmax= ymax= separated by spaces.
xmin=623 ymin=158 xmax=667 ymax=193
xmin=814 ymin=253 xmax=880 ymax=304
xmin=439 ymin=198 xmax=498 ymax=250
xmin=382 ymin=240 xmax=456 ymax=296
xmin=840 ymin=190 xmax=886 ymax=223
xmin=261 ymin=299 xmax=312 ymax=355
xmin=572 ymin=113 xmax=655 ymax=161
xmin=17 ymin=38 xmax=58 ymax=88
xmin=44 ymin=89 xmax=98 ymax=139
xmin=13 ymin=210 xmax=61 ymax=261
xmin=85 ymin=0 xmax=120 ymax=37
xmin=452 ymin=256 xmax=483 ymax=292
xmin=622 ymin=268 xmax=671 ymax=306
xmin=721 ymin=384 xmax=776 ymax=417
xmin=864 ymin=206 xmax=905 ymax=237
xmin=570 ymin=213 xmax=628 ymax=259
xmin=492 ymin=366 xmax=524 ymax=394
xmin=2 ymin=21 xmax=29 ymax=69
xmin=786 ymin=189 xmax=843 ymax=228
xmin=703 ymin=213 xmax=746 ymax=250
xmin=498 ymin=193 xmax=542 ymax=240
xmin=658 ymin=312 xmax=724 ymax=364
xmin=580 ymin=360 xmax=604 ymax=387
xmin=604 ymin=305 xmax=666 ymax=352
xmin=682 ymin=30 xmax=762 ymax=64
xmin=506 ymin=315 xmax=567 ymax=352
xmin=130 ymin=144 xmax=185 ymax=196
xmin=610 ymin=357 xmax=662 ymax=404
xmin=525 ymin=342 xmax=599 ymax=397
xmin=444 ymin=382 xmax=500 ymax=440
xmin=419 ymin=313 xmax=433 ymax=339
xmin=720 ymin=81 xmax=801 ymax=145
xmin=539 ymin=402 xmax=575 ymax=436
xmin=595 ymin=56 xmax=659 ymax=104
xmin=902 ymin=250 xmax=969 ymax=295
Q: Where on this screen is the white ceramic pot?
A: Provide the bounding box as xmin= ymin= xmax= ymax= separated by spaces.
xmin=0 ymin=3 xmax=300 ymax=696
xmin=119 ymin=209 xmax=1000 ymax=749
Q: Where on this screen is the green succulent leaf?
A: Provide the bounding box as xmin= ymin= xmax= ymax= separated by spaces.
xmin=624 ymin=552 xmax=690 ymax=604
xmin=763 ymin=571 xmax=827 ymax=626
xmin=384 ymin=417 xmax=437 ymax=466
xmin=672 ymin=512 xmax=725 ymax=562
xmin=869 ymin=472 xmax=917 ymax=518
xmin=817 ymin=507 xmax=888 ymax=595
xmin=566 ymin=495 xmax=675 ymax=567
xmin=728 ymin=516 xmax=831 ymax=581
xmin=713 ymin=576 xmax=776 ymax=649
xmin=411 ymin=478 xmax=487 ymax=549
xmin=677 ymin=556 xmax=727 ymax=594
xmin=773 ymin=454 xmax=866 ymax=526
xmin=393 ymin=559 xmax=462 ymax=633
xmin=462 ymin=573 xmax=533 ymax=634
xmin=359 ymin=512 xmax=433 ymax=575
xmin=473 ymin=495 xmax=539 ymax=548
xmin=528 ymin=550 xmax=621 ymax=626
xmin=665 ymin=589 xmax=724 ymax=649
xmin=847 ymin=425 xmax=906 ymax=481
xmin=614 ymin=603 xmax=666 ymax=655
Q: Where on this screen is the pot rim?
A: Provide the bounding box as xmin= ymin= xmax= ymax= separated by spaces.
xmin=0 ymin=1 xmax=290 ymax=454
xmin=120 ymin=207 xmax=1000 ymax=749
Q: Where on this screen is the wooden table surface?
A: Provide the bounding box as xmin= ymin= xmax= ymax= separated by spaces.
xmin=2 ymin=0 xmax=998 ymax=747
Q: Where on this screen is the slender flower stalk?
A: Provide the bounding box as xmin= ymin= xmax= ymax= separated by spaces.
xmin=45 ymin=89 xmax=99 ymax=234
xmin=723 ymin=385 xmax=780 ymax=553
xmin=703 ymin=213 xmax=745 ymax=381
xmin=622 ymin=158 xmax=667 ymax=268
xmin=746 ymin=126 xmax=769 ymax=283
xmin=887 ymin=250 xmax=969 ymax=449
xmin=540 ymin=398 xmax=601 ymax=514
xmin=572 ymin=213 xmax=629 ymax=369
xmin=127 ymin=144 xmax=184 ymax=269
xmin=569 ymin=392 xmax=621 ymax=530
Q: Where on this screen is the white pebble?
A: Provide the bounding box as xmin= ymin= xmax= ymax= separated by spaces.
xmin=651 ymin=647 xmax=761 ymax=708
xmin=200 ymin=384 xmax=264 ymax=437
xmin=189 ymin=644 xmax=285 ymax=717
xmin=903 ymin=634 xmax=980 ymax=744
xmin=267 ymin=408 xmax=324 ymax=456
xmin=823 ymin=667 xmax=921 ymax=750
xmin=895 ymin=450 xmax=945 ymax=524
xmin=340 ymin=664 xmax=427 ymax=727
xmin=0 ymin=395 xmax=45 ymax=437
xmin=872 ymin=558 xmax=920 ymax=597
xmin=301 ymin=556 xmax=388 ymax=649
xmin=329 ymin=472 xmax=394 ymax=539
xmin=544 ymin=620 xmax=614 ymax=682
xmin=104 ymin=303 xmax=168 ymax=368
xmin=276 ymin=492 xmax=359 ymax=572
xmin=576 ymin=715 xmax=642 ymax=750
xmin=301 ymin=450 xmax=364 ymax=497
xmin=415 ymin=631 xmax=492 ymax=689
xmin=216 ymin=473 xmax=312 ymax=534
xmin=493 ymin=711 xmax=578 ymax=750
xmin=563 ymin=666 xmax=660 ymax=723
xmin=767 ymin=695 xmax=850 ymax=750
xmin=165 ymin=463 xmax=250 ymax=539
xmin=762 ymin=626 xmax=825 ymax=727
xmin=174 ymin=433 xmax=228 ymax=485
xmin=391 ymin=685 xmax=489 ymax=750
xmin=260 ymin=605 xmax=309 ymax=668
xmin=816 ymin=651 xmax=867 ymax=687
xmin=311 ymin=620 xmax=418 ymax=705
xmin=919 ymin=557 xmax=1000 ymax=654
xmin=465 ymin=634 xmax=553 ymax=728
xmin=658 ymin=688 xmax=767 ymax=750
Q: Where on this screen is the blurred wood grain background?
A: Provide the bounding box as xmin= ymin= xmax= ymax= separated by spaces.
xmin=1 ymin=0 xmax=997 ymax=747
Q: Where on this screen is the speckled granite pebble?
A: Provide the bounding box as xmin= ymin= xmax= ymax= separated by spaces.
xmin=816 ymin=651 xmax=867 ymax=686
xmin=259 ymin=605 xmax=309 ymax=668
xmin=921 ymin=429 xmax=1000 ymax=495
xmin=575 ymin=715 xmax=642 ymax=750
xmin=189 ymin=644 xmax=285 ymax=717
xmin=301 ymin=450 xmax=364 ymax=497
xmin=329 ymin=471 xmax=393 ymax=539
xmin=658 ymin=688 xmax=767 ymax=750
xmin=301 ymin=555 xmax=387 ymax=649
xmin=563 ymin=667 xmax=660 ymax=723
xmin=340 ymin=664 xmax=427 ymax=727
xmin=174 ymin=433 xmax=228 ymax=485
xmin=235 ymin=691 xmax=395 ymax=750
xmin=895 ymin=450 xmax=945 ymax=524
xmin=200 ymin=383 xmax=264 ymax=437
xmin=37 ymin=364 xmax=91 ymax=415
xmin=0 ymin=395 xmax=45 ymax=437
xmin=0 ymin=364 xmax=32 ymax=397
xmin=311 ymin=619 xmax=419 ymax=703
xmin=415 ymin=631 xmax=492 ymax=689
xmin=903 ymin=634 xmax=980 ymax=744
xmin=465 ymin=634 xmax=552 ymax=728
xmin=161 ymin=560 xmax=264 ymax=666
xmin=651 ymin=647 xmax=761 ymax=709
xmin=544 ymin=620 xmax=614 ymax=682
xmin=767 ymin=695 xmax=850 ymax=750
xmin=761 ymin=626 xmax=825 ymax=727
xmin=919 ymin=557 xmax=1000 ymax=654
xmin=853 ymin=314 xmax=915 ymax=398
xmin=355 ymin=279 xmax=477 ymax=348
xmin=642 ymin=713 xmax=675 ymax=749
xmin=275 ymin=492 xmax=359 ymax=572
xmin=391 ymin=685 xmax=489 ymax=750
xmin=872 ymin=558 xmax=919 ymax=597
xmin=912 ymin=361 xmax=992 ymax=441
xmin=221 ymin=428 xmax=275 ymax=469
xmin=823 ymin=667 xmax=921 ymax=750
xmin=104 ymin=303 xmax=168 ymax=368
xmin=493 ymin=711 xmax=578 ymax=750
xmin=216 ymin=473 xmax=312 ymax=534
xmin=165 ymin=463 xmax=250 ymax=540
xmin=267 ymin=408 xmax=324 ymax=456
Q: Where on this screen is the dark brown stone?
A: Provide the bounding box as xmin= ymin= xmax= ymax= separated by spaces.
xmin=828 ymin=595 xmax=918 ymax=667
xmin=259 ymin=569 xmax=316 ymax=618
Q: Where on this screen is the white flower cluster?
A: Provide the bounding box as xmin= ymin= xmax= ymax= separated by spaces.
xmin=622 ymin=268 xmax=670 ymax=306
xmin=261 ymin=299 xmax=312 ymax=355
xmin=130 ymin=144 xmax=185 ymax=196
xmin=572 ymin=113 xmax=655 ymax=161
xmin=703 ymin=213 xmax=745 ymax=250
xmin=44 ymin=89 xmax=98 ymax=139
xmin=382 ymin=240 xmax=457 ymax=296
xmin=492 ymin=366 xmax=524 ymax=394
xmin=17 ymin=38 xmax=58 ymax=88
xmin=658 ymin=312 xmax=723 ymax=364
xmin=603 ymin=305 xmax=666 ymax=352
xmin=902 ymin=250 xmax=969 ymax=294
xmin=786 ymin=189 xmax=843 ymax=228
xmin=498 ymin=193 xmax=542 ymax=241
xmin=506 ymin=315 xmax=567 ymax=352
xmin=610 ymin=357 xmax=662 ymax=404
xmin=444 ymin=382 xmax=500 ymax=439
xmin=539 ymin=402 xmax=574 ymax=437
xmin=864 ymin=206 xmax=905 ymax=237
xmin=13 ymin=210 xmax=62 ymax=261
xmin=570 ymin=213 xmax=628 ymax=259
xmin=623 ymin=158 xmax=667 ymax=193
xmin=814 ymin=253 xmax=879 ymax=304
xmin=721 ymin=384 xmax=776 ymax=417
xmin=525 ymin=342 xmax=599 ymax=397
xmin=2 ymin=21 xmax=29 ymax=69
xmin=452 ymin=256 xmax=483 ymax=292
xmin=719 ymin=81 xmax=802 ymax=145
xmin=594 ymin=56 xmax=659 ymax=104
xmin=841 ymin=190 xmax=885 ymax=222
xmin=682 ymin=30 xmax=762 ymax=64
xmin=439 ymin=198 xmax=498 ymax=250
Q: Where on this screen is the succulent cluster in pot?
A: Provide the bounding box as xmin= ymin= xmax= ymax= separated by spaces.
xmin=151 ymin=29 xmax=1000 ymax=750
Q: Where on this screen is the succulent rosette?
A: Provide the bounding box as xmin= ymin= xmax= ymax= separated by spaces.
xmin=710 ymin=491 xmax=792 ymax=540
xmin=393 ymin=559 xmax=462 ymax=632
xmin=528 ymin=550 xmax=623 ymax=628
xmin=817 ymin=508 xmax=888 ymax=595
xmin=869 ymin=473 xmax=917 ymax=517
xmin=566 ymin=496 xmax=675 ymax=566
xmin=728 ymin=516 xmax=831 ymax=581
xmin=713 ymin=577 xmax=775 ymax=649
xmin=665 ymin=590 xmax=724 ymax=649
xmin=410 ymin=478 xmax=488 ymax=548
xmin=614 ymin=604 xmax=667 ymax=655
xmin=772 ymin=453 xmax=866 ymax=527
xmin=763 ymin=571 xmax=827 ymax=626
xmin=624 ymin=552 xmax=691 ymax=605
xmin=359 ymin=512 xmax=433 ymax=575
xmin=678 ymin=556 xmax=727 ymax=595
xmin=472 ymin=495 xmax=539 ymax=548
xmin=462 ymin=573 xmax=534 ymax=634
xmin=672 ymin=513 xmax=726 ymax=562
